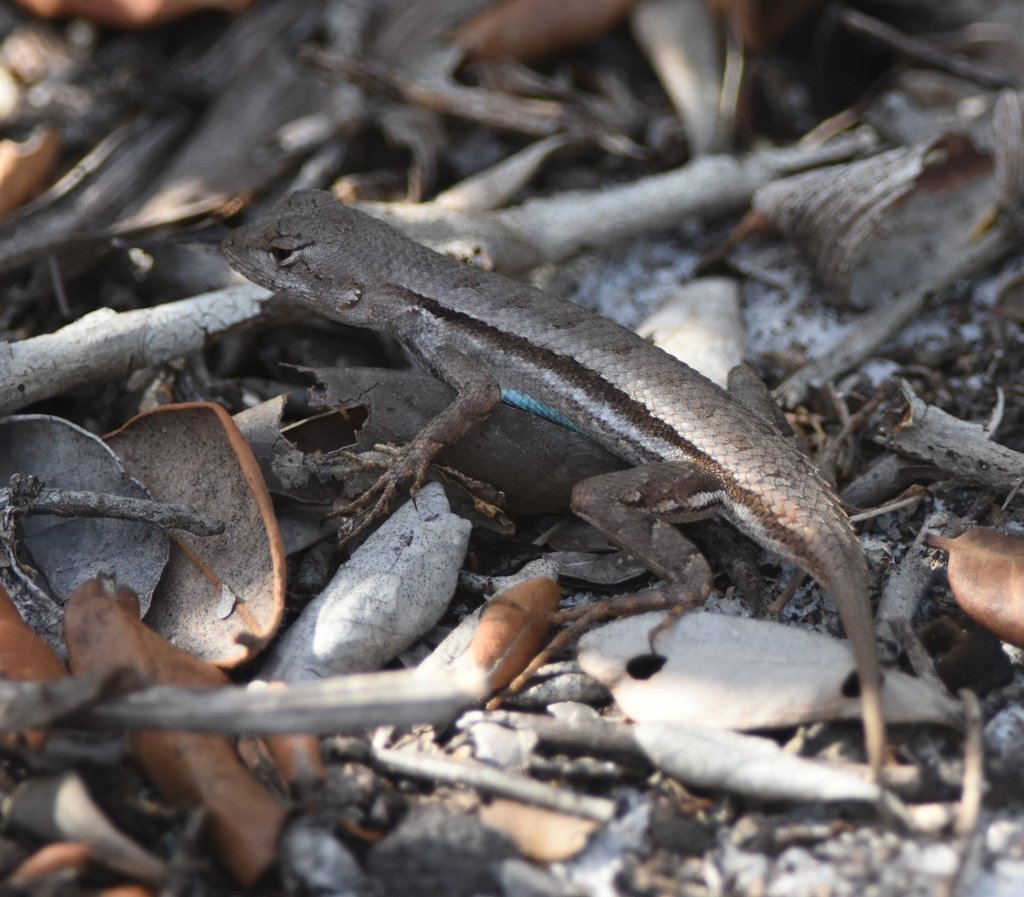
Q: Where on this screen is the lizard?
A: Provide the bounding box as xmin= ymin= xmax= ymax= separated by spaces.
xmin=222 ymin=189 xmax=887 ymax=777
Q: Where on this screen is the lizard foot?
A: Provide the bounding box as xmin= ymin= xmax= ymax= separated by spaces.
xmin=329 ymin=438 xmax=441 ymax=544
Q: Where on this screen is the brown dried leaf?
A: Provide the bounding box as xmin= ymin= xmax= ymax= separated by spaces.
xmin=453 ymin=0 xmax=639 ymax=62
xmin=259 ymin=685 xmax=325 ymax=789
xmin=106 ymin=403 xmax=285 ymax=666
xmin=0 ymin=126 xmax=58 ymax=219
xmin=469 ymin=577 xmax=559 ymax=690
xmin=14 ymin=0 xmax=255 ymax=29
xmin=264 ymin=733 xmax=325 ymax=790
xmin=0 ymin=584 xmax=67 ymax=750
xmin=7 ymin=841 xmax=91 ymax=883
xmin=929 ymin=528 xmax=1024 ymax=648
xmin=64 ymin=578 xmax=287 ymax=886
xmin=479 ymin=799 xmax=597 ymax=862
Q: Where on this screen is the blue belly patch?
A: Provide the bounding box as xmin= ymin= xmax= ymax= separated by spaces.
xmin=501 ymin=389 xmax=586 ymax=434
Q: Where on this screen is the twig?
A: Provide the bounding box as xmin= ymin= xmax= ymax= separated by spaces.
xmin=300 ymin=49 xmax=603 ymax=141
xmin=354 ymin=128 xmax=878 ymax=273
xmin=0 ymin=668 xmax=486 ymax=735
xmin=1 ymin=483 xmax=224 ymax=536
xmin=0 ymin=284 xmax=272 ymax=415
xmin=877 ymin=381 xmax=1024 ymax=491
xmin=841 ymin=9 xmax=1021 ymax=91
xmin=944 ymin=690 xmax=986 ymax=897
xmin=371 ymin=745 xmax=616 ymax=822
xmin=775 ymin=217 xmax=1017 ymax=408
xmin=775 ymin=283 xmax=932 ymax=408
xmin=458 ymin=709 xmax=644 ymax=761
xmin=955 ymin=690 xmax=984 ymax=837
xmin=817 ymin=383 xmax=891 ymax=476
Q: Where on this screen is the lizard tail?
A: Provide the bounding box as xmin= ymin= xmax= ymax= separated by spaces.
xmin=815 ymin=547 xmax=886 ymax=781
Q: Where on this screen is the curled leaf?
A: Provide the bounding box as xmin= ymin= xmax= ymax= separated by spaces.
xmin=4 ymin=772 xmax=165 ymax=883
xmin=469 ymin=577 xmax=559 ymax=691
xmin=264 ymin=733 xmax=325 ymax=790
xmin=993 ymin=89 xmax=1024 ymax=231
xmin=0 ymin=126 xmax=58 ymax=218
xmin=106 ymin=403 xmax=285 ymax=666
xmin=64 ymin=578 xmax=287 ymax=886
xmin=7 ymin=841 xmax=91 ymax=883
xmin=0 ymin=584 xmax=67 ymax=750
xmin=929 ymin=528 xmax=1024 ymax=648
xmin=755 ymin=135 xmax=997 ymax=308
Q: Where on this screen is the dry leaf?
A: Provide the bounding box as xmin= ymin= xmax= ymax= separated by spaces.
xmin=310 ymin=365 xmax=623 ymax=516
xmin=0 ymin=584 xmax=67 ymax=750
xmin=479 ymin=799 xmax=597 ymax=862
xmin=634 ymin=721 xmax=881 ymax=802
xmin=453 ymin=0 xmax=639 ymax=62
xmin=929 ymin=528 xmax=1024 ymax=648
xmin=755 ymin=134 xmax=998 ymax=308
xmin=0 ymin=414 xmax=169 ymax=616
xmin=106 ymin=403 xmax=285 ymax=666
xmin=64 ymin=577 xmax=287 ymax=886
xmin=469 ymin=577 xmax=559 ymax=690
xmin=631 ymin=0 xmax=722 ymax=155
xmin=7 ymin=841 xmax=91 ymax=883
xmin=264 ymin=733 xmax=325 ymax=790
xmin=4 ymin=771 xmax=165 ymax=883
xmin=14 ymin=0 xmax=256 ymax=29
xmin=578 ymin=611 xmax=961 ymax=729
xmin=635 ymin=277 xmax=743 ymax=387
xmin=0 ymin=126 xmax=58 ymax=219
xmin=993 ymin=89 xmax=1024 ymax=232
xmin=260 ymin=482 xmax=470 ymax=681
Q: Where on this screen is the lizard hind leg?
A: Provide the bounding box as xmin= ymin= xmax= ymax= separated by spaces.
xmin=491 ymin=463 xmax=720 ymax=703
xmin=568 ymin=461 xmax=725 ymax=648
xmin=570 ymin=461 xmax=725 ymax=585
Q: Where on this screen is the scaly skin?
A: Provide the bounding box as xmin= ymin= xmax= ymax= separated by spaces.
xmin=223 ymin=190 xmax=886 ymax=776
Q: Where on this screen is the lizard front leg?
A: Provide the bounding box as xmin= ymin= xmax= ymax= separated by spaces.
xmin=333 ymin=351 xmax=501 ymax=539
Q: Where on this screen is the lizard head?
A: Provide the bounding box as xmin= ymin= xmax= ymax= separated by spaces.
xmin=221 ymin=190 xmax=390 ymax=322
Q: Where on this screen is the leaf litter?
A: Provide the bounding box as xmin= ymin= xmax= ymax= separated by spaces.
xmin=0 ymin=1 xmax=1022 ymax=894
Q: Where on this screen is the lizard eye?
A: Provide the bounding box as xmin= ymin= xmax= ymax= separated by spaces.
xmin=269 ymin=245 xmax=296 ymax=266
xmin=267 ymin=239 xmax=310 ymax=268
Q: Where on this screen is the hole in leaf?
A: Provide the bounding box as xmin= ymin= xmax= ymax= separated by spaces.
xmin=626 ymin=653 xmax=667 ymax=680
xmin=841 ymin=670 xmax=861 ymax=698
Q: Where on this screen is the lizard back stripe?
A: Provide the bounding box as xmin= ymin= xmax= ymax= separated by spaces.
xmin=409 ymin=291 xmax=834 ymax=562
xmin=411 ymin=292 xmax=705 ymax=459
